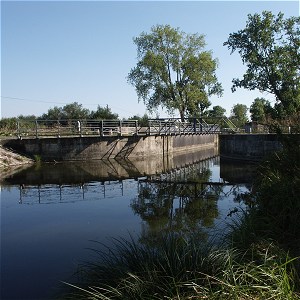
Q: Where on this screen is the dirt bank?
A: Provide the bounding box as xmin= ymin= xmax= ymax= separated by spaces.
xmin=0 ymin=145 xmax=34 ymax=179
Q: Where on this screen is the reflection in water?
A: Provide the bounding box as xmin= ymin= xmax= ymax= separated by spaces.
xmin=1 ymin=153 xmax=257 ymax=300
xmin=1 ymin=146 xmax=218 ymax=186
xmin=17 ymin=180 xmax=139 ymax=205
xmin=131 ymin=160 xmax=220 ymax=244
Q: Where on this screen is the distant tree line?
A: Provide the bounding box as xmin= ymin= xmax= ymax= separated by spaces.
xmin=0 ymin=97 xmax=297 ymax=133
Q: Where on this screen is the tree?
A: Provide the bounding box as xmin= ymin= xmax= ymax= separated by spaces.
xmin=250 ymin=97 xmax=273 ymax=123
xmin=42 ymin=102 xmax=90 ymax=120
xmin=230 ymin=104 xmax=248 ymax=128
xmin=128 ymin=25 xmax=223 ymax=121
xmin=128 ymin=113 xmax=149 ymax=127
xmin=61 ymin=102 xmax=90 ymax=119
xmin=41 ymin=106 xmax=63 ymax=120
xmin=90 ymin=105 xmax=118 ymax=120
xmin=206 ymin=105 xmax=226 ymax=118
xmin=224 ymin=11 xmax=300 ymax=117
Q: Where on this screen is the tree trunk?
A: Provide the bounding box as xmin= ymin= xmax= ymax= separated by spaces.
xmin=179 ymin=110 xmax=185 ymax=122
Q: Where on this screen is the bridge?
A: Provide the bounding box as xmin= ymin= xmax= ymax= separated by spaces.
xmin=1 ymin=117 xmax=293 ymax=162
xmin=9 ymin=117 xmax=238 ymax=139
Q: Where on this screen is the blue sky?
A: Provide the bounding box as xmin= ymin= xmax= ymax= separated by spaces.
xmin=1 ymin=1 xmax=299 ymax=119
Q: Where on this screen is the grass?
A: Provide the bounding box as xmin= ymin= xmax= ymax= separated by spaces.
xmin=61 ymin=234 xmax=300 ymax=300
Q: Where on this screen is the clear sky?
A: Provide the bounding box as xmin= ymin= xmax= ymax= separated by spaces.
xmin=1 ymin=1 xmax=299 ymax=119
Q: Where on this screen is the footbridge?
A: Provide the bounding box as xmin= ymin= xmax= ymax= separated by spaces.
xmin=1 ymin=117 xmax=292 ymax=162
xmin=11 ymin=117 xmax=237 ymax=139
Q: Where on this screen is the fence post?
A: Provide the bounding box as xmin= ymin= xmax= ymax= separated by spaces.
xmin=119 ymin=120 xmax=122 ymax=136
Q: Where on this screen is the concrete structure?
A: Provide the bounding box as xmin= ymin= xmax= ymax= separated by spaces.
xmin=1 ymin=133 xmax=298 ymax=163
xmin=0 ymin=134 xmax=218 ymax=161
xmin=219 ymin=134 xmax=284 ymax=161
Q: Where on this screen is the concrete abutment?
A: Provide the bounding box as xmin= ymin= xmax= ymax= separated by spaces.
xmin=0 ymin=134 xmax=218 ymax=162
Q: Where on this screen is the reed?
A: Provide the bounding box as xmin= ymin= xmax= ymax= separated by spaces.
xmin=62 ymin=234 xmax=300 ymax=299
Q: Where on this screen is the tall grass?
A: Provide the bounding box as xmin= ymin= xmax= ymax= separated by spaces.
xmin=62 ymin=234 xmax=300 ymax=299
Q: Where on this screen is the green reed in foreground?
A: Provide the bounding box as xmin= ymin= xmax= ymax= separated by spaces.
xmin=62 ymin=234 xmax=299 ymax=300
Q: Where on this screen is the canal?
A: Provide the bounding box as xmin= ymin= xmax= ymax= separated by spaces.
xmin=1 ymin=154 xmax=256 ymax=299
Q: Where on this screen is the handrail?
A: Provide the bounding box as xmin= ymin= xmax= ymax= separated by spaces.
xmin=1 ymin=117 xmax=245 ymax=139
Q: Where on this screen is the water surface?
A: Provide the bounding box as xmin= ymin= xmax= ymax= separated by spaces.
xmin=1 ymin=155 xmax=256 ymax=299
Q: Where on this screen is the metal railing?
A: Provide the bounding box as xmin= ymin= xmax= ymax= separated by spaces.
xmin=2 ymin=117 xmax=240 ymax=139
xmin=148 ymin=117 xmax=238 ymax=135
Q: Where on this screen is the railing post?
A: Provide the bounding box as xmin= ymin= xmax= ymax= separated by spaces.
xmin=35 ymin=120 xmax=38 ymax=138
xmin=135 ymin=120 xmax=138 ymax=135
xmin=57 ymin=120 xmax=60 ymax=138
xmin=77 ymin=120 xmax=82 ymax=137
xmin=17 ymin=120 xmax=20 ymax=139
xmin=100 ymin=120 xmax=103 ymax=136
xmin=119 ymin=120 xmax=122 ymax=136
xmin=200 ymin=117 xmax=203 ymax=133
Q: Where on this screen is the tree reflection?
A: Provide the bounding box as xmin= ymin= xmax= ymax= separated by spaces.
xmin=131 ymin=166 xmax=222 ymax=244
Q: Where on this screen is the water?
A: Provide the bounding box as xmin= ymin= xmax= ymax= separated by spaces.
xmin=1 ymin=155 xmax=256 ymax=300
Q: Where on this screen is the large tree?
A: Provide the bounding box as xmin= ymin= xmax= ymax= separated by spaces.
xmin=224 ymin=11 xmax=300 ymax=117
xmin=128 ymin=25 xmax=223 ymax=121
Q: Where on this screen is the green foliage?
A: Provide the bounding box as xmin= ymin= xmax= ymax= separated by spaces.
xmin=128 ymin=114 xmax=149 ymax=127
xmin=41 ymin=106 xmax=63 ymax=120
xmin=224 ymin=11 xmax=300 ymax=117
xmin=63 ymin=235 xmax=300 ymax=299
xmin=254 ymin=139 xmax=300 ymax=250
xmin=0 ymin=117 xmax=18 ymax=135
xmin=90 ymin=105 xmax=119 ymax=120
xmin=206 ymin=105 xmax=226 ymax=118
xmin=41 ymin=102 xmax=90 ymax=120
xmin=230 ymin=103 xmax=248 ymax=128
xmin=128 ymin=24 xmax=223 ymax=121
xmin=250 ymin=97 xmax=273 ymax=123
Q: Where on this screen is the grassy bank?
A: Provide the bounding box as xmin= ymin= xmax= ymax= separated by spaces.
xmin=63 ymin=137 xmax=300 ymax=300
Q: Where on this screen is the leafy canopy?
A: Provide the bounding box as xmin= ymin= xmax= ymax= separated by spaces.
xmin=90 ymin=105 xmax=119 ymax=120
xmin=230 ymin=103 xmax=249 ymax=128
xmin=128 ymin=25 xmax=223 ymax=120
xmin=224 ymin=11 xmax=300 ymax=117
xmin=206 ymin=105 xmax=226 ymax=118
xmin=250 ymin=97 xmax=273 ymax=123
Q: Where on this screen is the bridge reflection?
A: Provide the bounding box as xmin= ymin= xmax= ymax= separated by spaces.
xmin=1 ymin=151 xmax=258 ymax=206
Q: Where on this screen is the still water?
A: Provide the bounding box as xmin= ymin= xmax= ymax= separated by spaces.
xmin=1 ymin=154 xmax=256 ymax=300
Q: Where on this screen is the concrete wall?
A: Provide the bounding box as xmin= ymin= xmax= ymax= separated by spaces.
xmin=219 ymin=134 xmax=283 ymax=161
xmin=1 ymin=134 xmax=218 ymax=161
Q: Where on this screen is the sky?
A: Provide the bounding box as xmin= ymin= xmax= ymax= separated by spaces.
xmin=1 ymin=1 xmax=299 ymax=119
